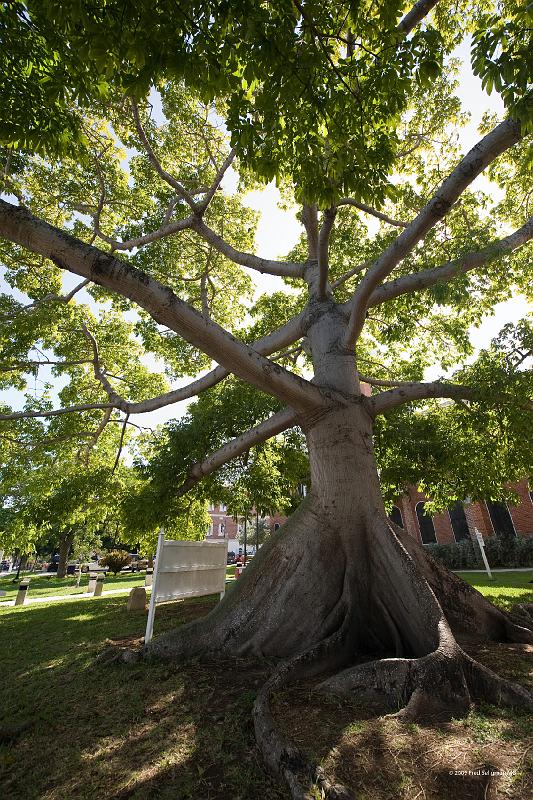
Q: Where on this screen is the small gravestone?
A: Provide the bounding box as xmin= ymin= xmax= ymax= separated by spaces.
xmin=94 ymin=574 xmax=105 ymax=597
xmin=15 ymin=579 xmax=30 ymax=606
xmin=87 ymin=572 xmax=97 ymax=593
xmin=75 ymin=567 xmax=82 ymax=588
xmin=144 ymin=568 xmax=153 ymax=588
xmin=127 ymin=587 xmax=146 ymax=611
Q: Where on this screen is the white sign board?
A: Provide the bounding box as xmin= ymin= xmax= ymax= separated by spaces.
xmin=145 ymin=532 xmax=227 ymax=643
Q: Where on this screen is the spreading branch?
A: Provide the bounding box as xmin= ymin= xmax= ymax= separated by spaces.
xmin=317 ymin=207 xmax=337 ymax=299
xmin=0 ymin=310 xmax=309 ymax=423
xmin=398 ymin=0 xmax=441 ymax=35
xmin=131 ymin=99 xmax=197 ymax=209
xmin=367 ymin=217 xmax=533 ymax=308
xmin=337 ymin=199 xmax=408 ymax=228
xmin=369 ymin=380 xmax=532 ymax=415
xmin=344 ymin=119 xmax=522 ymax=346
xmin=0 ymin=200 xmax=323 ymax=409
xmin=190 ymin=216 xmax=306 ymax=278
xmin=176 ymin=408 xmax=299 ymax=496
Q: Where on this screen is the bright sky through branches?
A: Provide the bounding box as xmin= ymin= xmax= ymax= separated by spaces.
xmin=0 ymin=39 xmax=529 ymax=431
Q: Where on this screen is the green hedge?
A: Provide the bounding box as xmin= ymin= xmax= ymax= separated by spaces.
xmin=426 ymin=535 xmax=533 ymax=570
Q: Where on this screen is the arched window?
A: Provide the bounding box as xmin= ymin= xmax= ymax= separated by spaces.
xmin=388 ymin=506 xmax=404 ymax=529
xmin=416 ymin=502 xmax=437 ymax=544
xmin=486 ymin=501 xmax=516 ymax=538
xmin=448 ymin=502 xmax=470 ymax=542
xmin=274 ymin=523 xmax=281 ymax=531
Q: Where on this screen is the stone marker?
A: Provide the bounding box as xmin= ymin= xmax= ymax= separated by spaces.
xmin=87 ymin=572 xmax=97 ymax=593
xmin=75 ymin=567 xmax=82 ymax=588
xmin=127 ymin=586 xmax=147 ymax=611
xmin=94 ymin=574 xmax=105 ymax=597
xmin=15 ymin=579 xmax=30 ymax=606
xmin=145 ymin=568 xmax=153 ymax=588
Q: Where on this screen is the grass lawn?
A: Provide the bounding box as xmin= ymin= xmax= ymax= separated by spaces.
xmin=0 ymin=566 xmax=237 ymax=604
xmin=0 ymin=579 xmax=531 ymax=800
xmin=0 ymin=571 xmax=147 ymax=603
xmin=456 ymin=570 xmax=533 ymax=612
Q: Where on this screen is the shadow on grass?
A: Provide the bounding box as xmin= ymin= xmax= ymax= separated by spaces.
xmin=2 ymin=597 xmax=531 ymax=800
xmin=0 ymin=596 xmax=284 ymax=800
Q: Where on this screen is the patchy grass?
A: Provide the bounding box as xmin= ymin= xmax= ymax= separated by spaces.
xmin=0 ymin=595 xmax=282 ymax=800
xmin=456 ymin=570 xmax=533 ymax=611
xmin=1 ymin=586 xmax=531 ymax=800
xmin=275 ymin=644 xmax=533 ymax=800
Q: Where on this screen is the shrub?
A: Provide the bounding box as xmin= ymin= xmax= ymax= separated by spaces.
xmin=426 ymin=535 xmax=533 ymax=570
xmin=100 ymin=550 xmax=131 ymax=575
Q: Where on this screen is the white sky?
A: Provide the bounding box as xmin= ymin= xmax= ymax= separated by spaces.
xmin=1 ymin=39 xmax=530 ymax=429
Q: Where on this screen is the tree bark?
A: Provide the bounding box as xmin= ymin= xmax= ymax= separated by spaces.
xmin=56 ymin=532 xmax=74 ymax=579
xmin=138 ymin=317 xmax=533 ymax=799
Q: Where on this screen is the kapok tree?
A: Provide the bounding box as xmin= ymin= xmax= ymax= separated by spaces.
xmin=0 ymin=2 xmax=532 ymax=795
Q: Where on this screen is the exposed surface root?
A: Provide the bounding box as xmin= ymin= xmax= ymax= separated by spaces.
xmin=253 ymin=616 xmax=355 ymax=799
xmin=115 ymin=508 xmax=532 ymax=799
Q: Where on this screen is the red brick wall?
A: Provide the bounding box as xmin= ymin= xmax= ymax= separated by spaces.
xmin=508 ymin=479 xmax=533 ymax=536
xmin=395 ymin=481 xmax=532 ymax=546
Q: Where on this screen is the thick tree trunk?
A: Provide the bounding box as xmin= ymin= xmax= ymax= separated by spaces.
xmin=135 ymin=313 xmax=533 ymax=798
xmin=56 ymin=532 xmax=74 ymax=579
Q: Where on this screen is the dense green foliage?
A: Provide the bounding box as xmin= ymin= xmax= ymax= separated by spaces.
xmin=0 ymin=1 xmax=531 ymax=555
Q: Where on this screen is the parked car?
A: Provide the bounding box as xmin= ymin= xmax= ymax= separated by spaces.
xmin=227 ymin=552 xmax=236 ymax=565
xmin=0 ymin=560 xmax=11 ymax=572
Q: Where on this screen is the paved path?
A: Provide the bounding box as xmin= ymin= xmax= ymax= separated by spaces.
xmin=453 ymin=568 xmax=533 ymax=573
xmin=0 ymin=578 xmax=237 ymax=608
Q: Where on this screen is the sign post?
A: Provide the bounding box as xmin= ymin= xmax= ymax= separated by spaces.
xmin=145 ymin=529 xmax=164 ymax=645
xmin=474 ymin=527 xmax=493 ymax=580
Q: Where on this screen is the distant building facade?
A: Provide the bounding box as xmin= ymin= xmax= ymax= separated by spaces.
xmin=390 ymin=478 xmax=533 ymax=545
xmin=206 ymin=480 xmax=533 ymax=551
xmin=205 ymin=502 xmax=287 ymax=555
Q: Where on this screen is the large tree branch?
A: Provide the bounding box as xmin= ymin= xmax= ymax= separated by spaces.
xmin=0 ymin=200 xmax=324 ymax=411
xmin=369 ymin=380 xmax=533 ymax=415
xmin=0 ymin=403 xmax=114 ymax=421
xmin=176 ymin=408 xmax=299 ymax=496
xmin=0 ymin=311 xmax=309 ymax=422
xmin=189 ymin=216 xmax=306 ymax=278
xmin=367 ymin=218 xmax=533 ymax=307
xmin=343 ymin=119 xmax=522 ymax=346
xmin=398 ymin=0 xmax=441 ymax=34
xmin=317 ymin=207 xmax=336 ymax=299
xmin=370 ymin=381 xmax=476 ymax=414
xmin=336 ymin=199 xmax=408 ymax=228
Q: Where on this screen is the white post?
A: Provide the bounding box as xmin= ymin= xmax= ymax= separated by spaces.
xmin=474 ymin=527 xmax=493 ymax=580
xmin=220 ymin=539 xmax=229 ymax=601
xmin=145 ymin=530 xmax=164 ymax=645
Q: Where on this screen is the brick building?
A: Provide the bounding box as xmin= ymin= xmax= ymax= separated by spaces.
xmin=206 ymin=503 xmax=286 ymax=555
xmin=391 ymin=478 xmax=533 ymax=545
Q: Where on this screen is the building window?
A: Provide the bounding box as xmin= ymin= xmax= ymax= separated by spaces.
xmin=208 ymin=502 xmax=214 ymax=511
xmin=219 ymin=503 xmax=227 ymax=512
xmin=486 ymin=501 xmax=516 ymax=538
xmin=219 ymin=522 xmax=225 ymax=536
xmin=274 ymin=523 xmax=281 ymax=531
xmin=416 ymin=502 xmax=437 ymax=544
xmin=448 ymin=502 xmax=470 ymax=542
xmin=207 ymin=524 xmax=213 ymax=536
xmin=388 ymin=506 xmax=404 ymax=529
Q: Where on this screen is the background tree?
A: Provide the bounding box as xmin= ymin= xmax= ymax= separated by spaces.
xmin=0 ymin=2 xmax=532 ymax=796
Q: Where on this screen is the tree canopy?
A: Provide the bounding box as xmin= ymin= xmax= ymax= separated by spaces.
xmin=0 ymin=0 xmax=531 ymax=546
